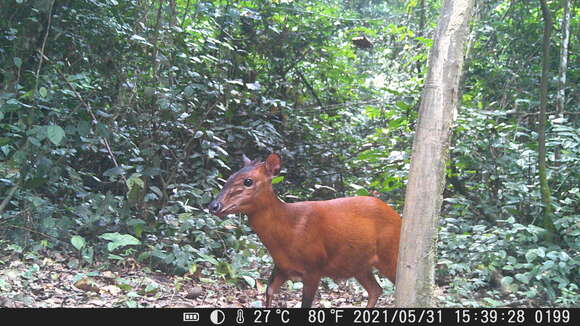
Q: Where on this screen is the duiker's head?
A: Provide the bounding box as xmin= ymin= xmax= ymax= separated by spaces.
xmin=208 ymin=153 xmax=281 ymax=216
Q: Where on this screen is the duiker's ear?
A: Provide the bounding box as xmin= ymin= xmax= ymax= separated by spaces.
xmin=243 ymin=154 xmax=252 ymax=167
xmin=265 ymin=153 xmax=281 ymax=177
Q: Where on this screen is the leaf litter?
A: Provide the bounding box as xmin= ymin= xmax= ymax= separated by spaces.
xmin=0 ymin=249 xmax=396 ymax=308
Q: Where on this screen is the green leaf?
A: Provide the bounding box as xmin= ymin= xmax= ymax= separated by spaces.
xmin=126 ymin=173 xmax=144 ymax=191
xmin=515 ymin=273 xmax=530 ymax=284
xmin=242 ymin=275 xmax=256 ymax=288
xmin=144 ymin=281 xmax=160 ymax=294
xmin=483 ymin=297 xmax=502 ymax=307
xmin=0 ymin=279 xmax=9 ymax=291
xmin=129 ymin=34 xmax=152 ymax=46
xmin=71 ymin=235 xmax=86 ymax=251
xmin=116 ymin=279 xmax=133 ymax=291
xmin=271 ymin=176 xmax=284 ymax=184
xmin=149 ymin=185 xmax=163 ymax=197
xmin=95 ymin=122 xmax=111 ymax=138
xmin=13 ymin=57 xmax=22 ymax=68
xmin=395 ymin=101 xmax=410 ymax=110
xmin=46 ymin=125 xmax=65 ymax=145
xmin=127 ymin=219 xmax=146 ymax=238
xmin=99 ymin=232 xmax=141 ymax=251
xmin=184 ymin=85 xmax=194 ymax=97
xmin=39 ymin=87 xmax=48 ymax=98
xmin=103 ymin=166 xmax=125 ymax=177
xmin=108 ymin=254 xmax=125 ymax=260
xmin=195 ymin=253 xmax=219 ymax=265
xmin=525 ymin=249 xmax=538 ymax=262
xmin=81 ymin=247 xmax=94 ymax=263
xmin=355 ymin=188 xmax=370 ymax=196
xmin=542 ymin=260 xmax=555 ymax=270
xmin=500 ymin=276 xmax=513 ymax=286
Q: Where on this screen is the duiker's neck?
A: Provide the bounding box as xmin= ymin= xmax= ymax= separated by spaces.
xmin=246 ymin=186 xmax=288 ymax=234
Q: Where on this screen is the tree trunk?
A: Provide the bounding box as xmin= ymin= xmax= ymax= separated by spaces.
xmin=538 ymin=0 xmax=556 ymax=238
xmin=415 ymin=0 xmax=426 ymax=74
xmin=556 ymin=0 xmax=570 ymax=116
xmin=151 ymin=0 xmax=165 ymax=79
xmin=555 ymin=0 xmax=570 ymax=162
xmin=394 ymin=0 xmax=475 ymax=307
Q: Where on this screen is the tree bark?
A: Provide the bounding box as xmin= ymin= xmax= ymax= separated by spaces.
xmin=151 ymin=0 xmax=165 ymax=79
xmin=394 ymin=0 xmax=475 ymax=307
xmin=555 ymin=0 xmax=570 ymax=163
xmin=538 ymin=0 xmax=556 ymax=238
xmin=415 ymin=0 xmax=426 ymax=74
xmin=556 ymin=0 xmax=570 ymax=116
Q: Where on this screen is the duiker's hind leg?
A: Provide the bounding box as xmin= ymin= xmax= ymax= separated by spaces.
xmin=376 ymin=257 xmax=397 ymax=285
xmin=355 ymin=270 xmax=382 ymax=307
xmin=377 ymin=232 xmax=399 ymax=284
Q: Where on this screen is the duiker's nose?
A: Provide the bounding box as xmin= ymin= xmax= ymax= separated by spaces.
xmin=208 ymin=200 xmax=222 ymax=214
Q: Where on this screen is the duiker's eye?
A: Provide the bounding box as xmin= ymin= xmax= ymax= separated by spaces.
xmin=243 ymin=178 xmax=253 ymax=187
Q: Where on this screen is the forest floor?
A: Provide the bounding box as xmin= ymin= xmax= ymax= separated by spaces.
xmin=0 ymin=249 xmax=396 ymax=308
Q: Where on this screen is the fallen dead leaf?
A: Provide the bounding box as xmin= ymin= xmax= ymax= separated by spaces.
xmin=74 ymin=277 xmax=100 ymax=293
xmin=101 ymin=284 xmax=122 ymax=296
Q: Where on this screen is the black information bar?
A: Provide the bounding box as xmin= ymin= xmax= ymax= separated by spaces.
xmin=1 ymin=308 xmax=576 ymax=326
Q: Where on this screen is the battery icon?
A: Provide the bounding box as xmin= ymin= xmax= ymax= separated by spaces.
xmin=183 ymin=312 xmax=200 ymax=322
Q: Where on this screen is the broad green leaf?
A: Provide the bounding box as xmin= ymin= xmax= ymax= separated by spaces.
xmin=242 ymin=275 xmax=256 ymax=288
xmin=95 ymin=122 xmax=111 ymax=138
xmin=184 ymin=85 xmax=194 ymax=97
xmin=196 ymin=253 xmax=219 ymax=265
xmin=355 ymin=188 xmax=370 ymax=196
xmin=127 ymin=219 xmax=146 ymax=238
xmin=13 ymin=57 xmax=22 ymax=68
xmin=149 ymin=185 xmax=163 ymax=197
xmin=126 ymin=173 xmax=144 ymax=191
xmin=103 ymin=166 xmax=125 ymax=177
xmin=46 ymin=125 xmax=65 ymax=145
xmin=39 ymin=87 xmax=48 ymax=98
xmin=71 ymin=235 xmax=86 ymax=251
xmin=515 ymin=273 xmax=530 ymax=284
xmin=271 ymin=176 xmax=284 ymax=184
xmin=500 ymin=276 xmax=513 ymax=286
xmin=525 ymin=249 xmax=538 ymax=262
xmin=144 ymin=281 xmax=160 ymax=294
xmin=189 ymin=264 xmax=197 ymax=275
xmin=99 ymin=232 xmax=141 ymax=251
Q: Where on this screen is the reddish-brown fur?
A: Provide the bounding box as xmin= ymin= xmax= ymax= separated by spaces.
xmin=209 ymin=154 xmax=402 ymax=307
